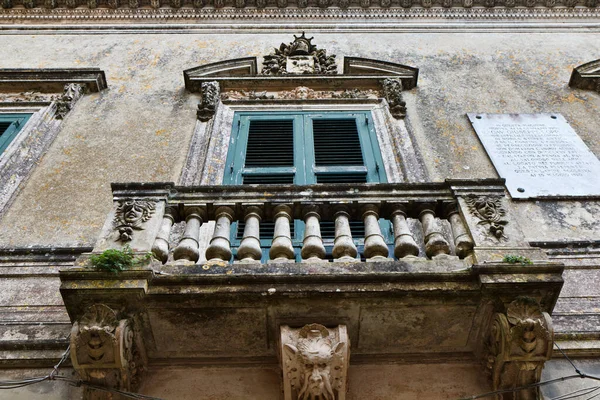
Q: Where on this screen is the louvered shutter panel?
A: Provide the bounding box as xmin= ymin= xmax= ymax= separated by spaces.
xmin=312 ymin=118 xmax=368 ymax=184
xmin=242 ymin=119 xmax=295 ymax=185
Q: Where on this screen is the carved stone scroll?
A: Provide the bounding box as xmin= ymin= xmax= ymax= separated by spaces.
xmin=382 ymin=78 xmax=407 ymax=119
xmin=281 ymin=324 xmax=349 ymax=400
xmin=484 ymin=298 xmax=553 ymax=400
xmin=262 ymin=32 xmax=337 ymax=76
xmin=113 ymin=199 xmax=157 ymax=242
xmin=197 ymin=81 xmax=220 ymax=122
xmin=56 ymin=83 xmax=84 ymax=119
xmin=70 ymin=304 xmax=147 ymax=400
xmin=465 ymin=195 xmax=508 ymax=242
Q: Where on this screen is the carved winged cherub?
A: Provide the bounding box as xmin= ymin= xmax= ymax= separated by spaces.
xmin=283 ymin=324 xmax=347 ymax=400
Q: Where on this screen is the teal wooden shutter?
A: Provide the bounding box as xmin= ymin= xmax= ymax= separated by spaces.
xmin=0 ymin=114 xmax=32 ymax=155
xmin=224 ymin=111 xmax=391 ymax=262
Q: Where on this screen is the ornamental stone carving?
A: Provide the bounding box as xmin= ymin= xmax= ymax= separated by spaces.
xmin=113 ymin=199 xmax=157 ymax=242
xmin=262 ymin=32 xmax=337 ymax=76
xmin=484 ymin=298 xmax=553 ymax=400
xmin=70 ymin=304 xmax=147 ymax=399
xmin=382 ymin=78 xmax=407 ymax=119
xmin=465 ymin=195 xmax=508 ymax=242
xmin=197 ymin=81 xmax=220 ymax=122
xmin=56 ymin=83 xmax=84 ymax=119
xmin=221 ymin=87 xmax=379 ymax=101
xmin=281 ymin=324 xmax=349 ymax=400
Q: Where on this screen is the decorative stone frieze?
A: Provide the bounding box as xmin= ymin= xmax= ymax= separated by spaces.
xmin=382 ymin=78 xmax=406 ymax=119
xmin=1 ymin=0 xmax=598 ymax=8
xmin=484 ymin=297 xmax=553 ymax=400
xmin=113 ymin=199 xmax=157 ymax=242
xmin=262 ymin=32 xmax=337 ymax=76
xmin=70 ymin=304 xmax=147 ymax=399
xmin=197 ymin=81 xmax=220 ymax=122
xmin=221 ymin=87 xmax=379 ymax=101
xmin=281 ymin=324 xmax=349 ymax=400
xmin=465 ymin=195 xmax=508 ymax=242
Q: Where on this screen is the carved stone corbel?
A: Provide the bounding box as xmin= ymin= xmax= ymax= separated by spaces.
xmin=382 ymin=78 xmax=406 ymax=119
xmin=281 ymin=324 xmax=349 ymax=400
xmin=197 ymin=81 xmax=220 ymax=122
xmin=70 ymin=304 xmax=147 ymax=400
xmin=484 ymin=297 xmax=553 ymax=400
xmin=55 ymin=83 xmax=84 ymax=119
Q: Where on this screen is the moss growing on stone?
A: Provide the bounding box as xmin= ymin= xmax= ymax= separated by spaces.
xmin=502 ymin=255 xmax=533 ymax=265
xmin=89 ymin=246 xmax=151 ymax=273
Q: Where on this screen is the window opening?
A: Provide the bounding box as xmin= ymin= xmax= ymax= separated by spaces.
xmin=224 ymin=111 xmax=392 ymax=262
xmin=0 ymin=114 xmax=32 ymax=155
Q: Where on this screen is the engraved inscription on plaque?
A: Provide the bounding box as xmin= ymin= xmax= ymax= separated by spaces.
xmin=468 ymin=113 xmax=600 ymax=199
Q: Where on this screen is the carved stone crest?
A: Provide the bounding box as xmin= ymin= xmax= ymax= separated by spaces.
xmin=113 ymin=199 xmax=156 ymax=242
xmin=382 ymin=78 xmax=407 ymax=119
xmin=281 ymin=324 xmax=349 ymax=400
xmin=197 ymin=81 xmax=220 ymax=122
xmin=465 ymin=195 xmax=508 ymax=241
xmin=484 ymin=297 xmax=553 ymax=399
xmin=262 ymin=33 xmax=337 ymax=76
xmin=70 ymin=304 xmax=147 ymax=398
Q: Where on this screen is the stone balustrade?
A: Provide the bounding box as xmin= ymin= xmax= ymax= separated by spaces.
xmin=92 ymin=180 xmax=521 ymax=266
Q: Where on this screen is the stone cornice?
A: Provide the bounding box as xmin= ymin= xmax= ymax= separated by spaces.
xmin=0 ymin=7 xmax=600 ymax=22
xmin=0 ymin=69 xmax=107 ymax=93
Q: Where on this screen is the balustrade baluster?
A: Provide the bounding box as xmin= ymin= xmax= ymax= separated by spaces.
xmin=173 ymin=206 xmax=206 ymax=262
xmin=269 ymin=205 xmax=295 ymax=263
xmin=236 ymin=205 xmax=263 ymax=263
xmin=362 ymin=204 xmax=391 ymax=261
xmin=205 ymin=206 xmax=235 ymax=264
xmin=446 ymin=203 xmax=474 ymax=259
xmin=301 ymin=205 xmax=327 ymax=263
xmin=390 ymin=206 xmax=419 ymax=259
xmin=332 ymin=206 xmax=358 ymax=262
xmin=151 ymin=206 xmax=177 ymax=263
xmin=418 ymin=204 xmax=450 ymax=258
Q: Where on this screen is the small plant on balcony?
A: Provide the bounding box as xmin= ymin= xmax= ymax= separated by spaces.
xmin=89 ymin=246 xmax=152 ymax=273
xmin=502 ymin=255 xmax=533 ymax=265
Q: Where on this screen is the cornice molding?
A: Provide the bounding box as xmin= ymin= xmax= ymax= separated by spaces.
xmin=1 ymin=6 xmax=600 ymax=21
xmin=0 ymin=69 xmax=107 ymax=93
xmin=569 ymin=59 xmax=600 ymax=93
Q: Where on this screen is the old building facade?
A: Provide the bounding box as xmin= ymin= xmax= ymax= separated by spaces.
xmin=0 ymin=2 xmax=599 ymax=399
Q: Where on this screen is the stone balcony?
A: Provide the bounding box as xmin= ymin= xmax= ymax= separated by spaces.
xmin=59 ymin=179 xmax=564 ymax=399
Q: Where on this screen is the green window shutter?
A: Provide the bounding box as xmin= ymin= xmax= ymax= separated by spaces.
xmin=224 ymin=111 xmax=392 ymax=262
xmin=0 ymin=114 xmax=32 ymax=155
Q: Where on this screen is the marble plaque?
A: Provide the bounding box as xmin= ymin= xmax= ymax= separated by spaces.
xmin=468 ymin=113 xmax=600 ymax=199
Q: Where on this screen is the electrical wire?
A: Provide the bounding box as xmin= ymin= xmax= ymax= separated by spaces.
xmin=0 ymin=343 xmax=70 ymax=390
xmin=550 ymin=386 xmax=600 ymax=400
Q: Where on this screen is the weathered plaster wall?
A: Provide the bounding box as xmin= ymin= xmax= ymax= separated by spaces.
xmin=0 ymin=32 xmax=598 ymax=247
xmin=139 ymin=363 xmax=490 ymax=399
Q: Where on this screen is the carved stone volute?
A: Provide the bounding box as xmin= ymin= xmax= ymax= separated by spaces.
xmin=281 ymin=324 xmax=349 ymax=400
xmin=55 ymin=83 xmax=84 ymax=119
xmin=197 ymin=80 xmax=220 ymax=122
xmin=484 ymin=297 xmax=553 ymax=400
xmin=71 ymin=304 xmax=147 ymax=400
xmin=382 ymin=78 xmax=406 ymax=119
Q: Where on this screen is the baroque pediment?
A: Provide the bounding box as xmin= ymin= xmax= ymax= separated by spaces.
xmin=183 ymin=34 xmax=418 ymax=93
